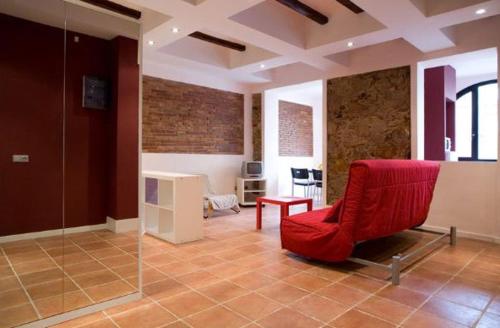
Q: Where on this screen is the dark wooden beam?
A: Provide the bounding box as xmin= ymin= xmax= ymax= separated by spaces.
xmin=275 ymin=0 xmax=329 ymax=25
xmin=188 ymin=31 xmax=246 ymax=52
xmin=80 ymin=0 xmax=141 ymax=19
xmin=336 ymin=0 xmax=364 ymax=14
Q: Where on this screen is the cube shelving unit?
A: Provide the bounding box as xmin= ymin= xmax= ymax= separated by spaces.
xmin=236 ymin=177 xmax=267 ymax=206
xmin=143 ymin=171 xmax=203 ymax=244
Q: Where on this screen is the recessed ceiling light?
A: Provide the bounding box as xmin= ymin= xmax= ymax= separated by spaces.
xmin=171 ymin=27 xmax=180 ymax=33
xmin=475 ymin=8 xmax=486 ymax=15
xmin=347 ymin=41 xmax=354 ymax=48
xmin=147 ymin=40 xmax=155 ymax=46
xmin=260 ymin=64 xmax=266 ymax=69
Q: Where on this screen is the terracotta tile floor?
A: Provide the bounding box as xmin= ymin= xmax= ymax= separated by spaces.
xmin=0 ymin=230 xmax=139 ymax=327
xmin=3 ymin=205 xmax=500 ymax=328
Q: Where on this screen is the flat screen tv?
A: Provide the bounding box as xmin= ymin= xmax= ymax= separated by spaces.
xmin=241 ymin=161 xmax=264 ymax=178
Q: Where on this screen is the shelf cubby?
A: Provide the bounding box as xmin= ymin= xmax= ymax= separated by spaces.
xmin=237 ymin=177 xmax=266 ymax=206
xmin=143 ymin=171 xmax=203 ymax=244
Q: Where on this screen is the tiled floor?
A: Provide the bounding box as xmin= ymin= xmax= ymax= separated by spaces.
xmin=0 ymin=230 xmax=139 ymax=327
xmin=56 ymin=206 xmax=500 ymax=328
xmin=4 ymin=205 xmax=500 ymax=328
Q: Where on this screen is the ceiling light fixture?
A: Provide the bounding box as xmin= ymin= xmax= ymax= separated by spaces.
xmin=171 ymin=27 xmax=180 ymax=33
xmin=260 ymin=64 xmax=266 ymax=69
xmin=347 ymin=41 xmax=354 ymax=48
xmin=147 ymin=40 xmax=155 ymax=46
xmin=475 ymin=8 xmax=486 ymax=15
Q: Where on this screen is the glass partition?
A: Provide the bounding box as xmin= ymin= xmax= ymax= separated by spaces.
xmin=0 ymin=1 xmax=141 ymax=326
xmin=0 ymin=1 xmax=67 ymax=326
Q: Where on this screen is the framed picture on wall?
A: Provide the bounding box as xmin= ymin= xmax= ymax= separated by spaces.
xmin=82 ymin=75 xmax=110 ymax=110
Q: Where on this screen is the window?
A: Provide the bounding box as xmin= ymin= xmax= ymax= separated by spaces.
xmin=456 ymin=80 xmax=498 ymax=161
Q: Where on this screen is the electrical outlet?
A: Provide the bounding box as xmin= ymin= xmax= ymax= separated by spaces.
xmin=12 ymin=154 xmax=29 ymax=163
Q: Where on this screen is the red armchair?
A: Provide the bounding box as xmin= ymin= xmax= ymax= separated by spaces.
xmin=281 ymin=160 xmax=441 ymax=263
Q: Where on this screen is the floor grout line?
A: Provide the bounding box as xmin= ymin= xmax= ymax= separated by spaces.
xmin=137 ymin=210 xmax=398 ymax=327
xmin=36 ymin=238 xmax=97 ymax=315
xmin=2 ymin=208 xmax=499 ymax=328
xmin=0 ymin=247 xmax=43 ymax=320
xmin=102 ymin=311 xmax=121 ymax=327
xmin=71 ymin=232 xmax=139 ymax=292
xmin=2 ymin=232 xmax=140 ymax=323
xmin=136 ymin=249 xmax=376 ymax=327
xmin=397 ymin=245 xmax=487 ymax=327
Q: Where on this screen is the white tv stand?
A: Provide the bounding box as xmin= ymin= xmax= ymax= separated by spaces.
xmin=236 ymin=177 xmax=266 ymax=206
xmin=143 ymin=171 xmax=203 ymax=244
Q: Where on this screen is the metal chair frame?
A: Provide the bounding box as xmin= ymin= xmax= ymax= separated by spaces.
xmin=291 ymin=168 xmax=315 ymax=197
xmin=347 ymin=226 xmax=457 ymax=285
xmin=311 ymin=169 xmax=323 ymax=202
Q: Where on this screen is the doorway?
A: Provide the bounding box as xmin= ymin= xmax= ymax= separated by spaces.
xmin=263 ymin=80 xmax=324 ymax=204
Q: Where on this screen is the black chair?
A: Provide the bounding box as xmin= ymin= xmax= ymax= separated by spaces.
xmin=311 ymin=169 xmax=323 ymax=201
xmin=291 ymin=168 xmax=315 ymax=197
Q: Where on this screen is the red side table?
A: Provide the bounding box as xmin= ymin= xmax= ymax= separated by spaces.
xmin=256 ymin=196 xmax=313 ymax=230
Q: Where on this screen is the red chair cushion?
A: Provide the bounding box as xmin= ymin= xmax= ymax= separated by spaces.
xmin=340 ymin=160 xmax=440 ymax=242
xmin=323 ymin=199 xmax=343 ymax=223
xmin=280 ymin=208 xmax=352 ymax=262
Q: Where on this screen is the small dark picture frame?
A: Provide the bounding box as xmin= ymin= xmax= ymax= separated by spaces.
xmin=82 ymin=75 xmax=110 ymax=110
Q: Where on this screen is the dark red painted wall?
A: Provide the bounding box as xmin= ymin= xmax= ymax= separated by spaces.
xmin=108 ymin=37 xmax=139 ymax=220
xmin=424 ymin=65 xmax=456 ymax=160
xmin=64 ymin=31 xmax=113 ymax=229
xmin=0 ymin=14 xmax=65 ymax=235
xmin=0 ymin=14 xmax=138 ymax=236
xmin=446 ymin=100 xmax=456 ymax=151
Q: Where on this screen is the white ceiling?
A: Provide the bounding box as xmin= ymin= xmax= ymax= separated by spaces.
xmin=0 ymin=0 xmax=142 ymax=39
xmin=266 ymin=79 xmax=323 ymax=104
xmin=421 ymin=47 xmax=498 ymax=77
xmin=119 ymin=0 xmax=500 ymax=87
xmin=4 ymin=0 xmax=499 ymax=88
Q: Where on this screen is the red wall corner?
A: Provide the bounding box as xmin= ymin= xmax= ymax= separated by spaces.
xmin=424 ymin=65 xmax=456 ymax=160
xmin=108 ymin=36 xmax=139 ymax=220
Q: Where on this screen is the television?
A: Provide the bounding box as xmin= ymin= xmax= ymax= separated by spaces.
xmin=241 ymin=161 xmax=264 ymax=178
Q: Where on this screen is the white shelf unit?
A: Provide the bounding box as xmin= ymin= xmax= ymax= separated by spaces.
xmin=143 ymin=171 xmax=203 ymax=244
xmin=236 ymin=177 xmax=266 ymax=206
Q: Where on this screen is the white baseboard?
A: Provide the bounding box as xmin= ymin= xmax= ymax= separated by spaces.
xmin=0 ymin=217 xmax=139 ymax=243
xmin=107 ymin=217 xmax=139 ymax=233
xmin=421 ymin=224 xmax=500 ymax=244
xmin=1 ymin=220 xmax=496 ymax=244
xmin=0 ymin=223 xmax=108 ymax=243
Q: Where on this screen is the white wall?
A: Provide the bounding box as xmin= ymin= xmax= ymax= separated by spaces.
xmin=263 ymin=80 xmax=323 ymax=196
xmin=426 ymin=162 xmax=498 ymax=241
xmin=457 ymin=72 xmax=497 ymax=91
xmin=142 ymin=153 xmax=247 ymax=194
xmin=141 ymin=62 xmax=253 ymax=196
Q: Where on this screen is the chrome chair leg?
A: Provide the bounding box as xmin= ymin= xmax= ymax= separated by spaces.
xmin=391 ymin=255 xmax=401 ymax=285
xmin=450 ymin=226 xmax=457 ymax=245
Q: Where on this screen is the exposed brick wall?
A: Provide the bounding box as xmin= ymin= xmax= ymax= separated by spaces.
xmin=279 ymin=100 xmax=313 ymax=157
xmin=143 ymin=76 xmax=244 ymax=154
xmin=252 ymin=93 xmax=262 ymax=161
xmin=326 ymin=66 xmax=411 ymax=202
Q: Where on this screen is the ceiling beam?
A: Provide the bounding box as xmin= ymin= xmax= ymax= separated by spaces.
xmin=275 ymin=0 xmax=329 ymax=25
xmin=80 ymin=0 xmax=141 ymax=19
xmin=189 ymin=32 xmax=246 ymax=52
xmin=336 ymin=0 xmax=364 ymax=14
